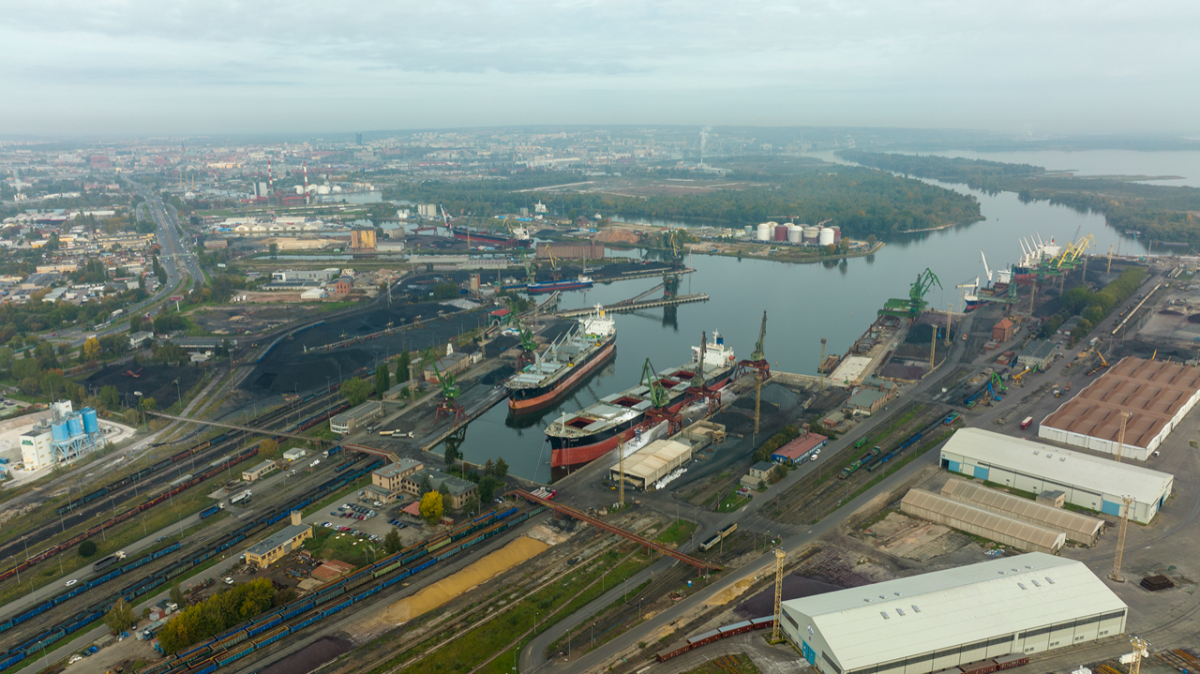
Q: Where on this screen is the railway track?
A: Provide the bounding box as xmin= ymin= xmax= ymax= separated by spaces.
xmin=0 ymin=392 xmax=344 ymax=590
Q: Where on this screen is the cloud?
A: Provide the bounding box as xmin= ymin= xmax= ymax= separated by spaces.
xmin=0 ymin=0 xmax=1196 ymax=134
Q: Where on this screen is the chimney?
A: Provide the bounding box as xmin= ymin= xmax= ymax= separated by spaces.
xmin=290 ymin=510 xmax=302 ymax=526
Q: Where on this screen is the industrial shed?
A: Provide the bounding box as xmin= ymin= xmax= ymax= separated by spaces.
xmin=780 ymin=552 xmax=1127 ymax=674
xmin=941 ymin=479 xmax=1104 ymax=545
xmin=1039 ymin=357 xmax=1200 ymax=460
xmin=609 ymin=439 xmax=692 ymax=491
xmin=901 ymin=489 xmax=1066 ymax=554
xmin=940 ymin=428 xmax=1173 ymax=523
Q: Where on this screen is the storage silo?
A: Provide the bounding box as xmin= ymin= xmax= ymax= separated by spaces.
xmin=756 ymin=222 xmax=773 ymax=241
xmin=831 ymin=226 xmax=842 ymax=243
xmin=774 ymin=224 xmax=788 ymax=242
xmin=803 ymin=226 xmax=820 ymax=244
xmin=51 ymin=421 xmax=69 ymax=442
xmin=82 ymin=408 xmax=99 ymax=434
xmin=787 ymin=225 xmax=803 ymax=243
xmin=744 ymin=226 xmax=753 ymax=236
xmin=67 ymin=415 xmax=83 ymax=438
xmin=819 ymin=228 xmax=836 ymax=247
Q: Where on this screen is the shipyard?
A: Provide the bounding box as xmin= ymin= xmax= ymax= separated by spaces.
xmin=4 ymin=117 xmax=1200 ymax=674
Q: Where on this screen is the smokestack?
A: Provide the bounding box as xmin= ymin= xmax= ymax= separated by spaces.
xmin=303 ymin=162 xmax=309 ymax=204
xmin=267 ymin=159 xmax=273 ymax=196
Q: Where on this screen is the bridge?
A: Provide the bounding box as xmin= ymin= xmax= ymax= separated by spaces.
xmin=555 ymin=293 xmax=709 ymax=318
xmin=513 ymin=489 xmax=721 ymax=572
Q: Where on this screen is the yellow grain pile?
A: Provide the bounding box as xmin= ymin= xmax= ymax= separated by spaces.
xmin=388 ymin=536 xmax=549 ymax=623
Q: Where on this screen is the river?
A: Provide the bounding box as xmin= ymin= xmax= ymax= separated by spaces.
xmin=449 ymin=151 xmax=1184 ymax=484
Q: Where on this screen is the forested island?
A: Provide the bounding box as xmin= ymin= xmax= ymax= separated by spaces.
xmin=386 ymin=161 xmax=983 ymax=237
xmin=840 ymin=151 xmax=1200 ymax=248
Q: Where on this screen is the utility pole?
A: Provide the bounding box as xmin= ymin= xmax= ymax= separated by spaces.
xmin=945 ymin=305 xmax=952 ymax=346
xmin=929 ymin=327 xmax=937 ymax=368
xmin=1107 ymin=244 xmax=1114 ymax=273
xmin=618 ymin=436 xmax=625 ymax=507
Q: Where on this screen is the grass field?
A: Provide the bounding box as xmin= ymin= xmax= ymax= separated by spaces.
xmin=718 ymin=492 xmax=751 ymax=513
xmin=655 ymin=519 xmax=698 ymax=546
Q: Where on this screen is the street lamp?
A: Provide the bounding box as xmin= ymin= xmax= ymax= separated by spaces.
xmin=174 ymin=379 xmax=181 ymax=410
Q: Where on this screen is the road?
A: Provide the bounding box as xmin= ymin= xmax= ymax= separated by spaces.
xmin=46 ymin=179 xmax=199 ymax=348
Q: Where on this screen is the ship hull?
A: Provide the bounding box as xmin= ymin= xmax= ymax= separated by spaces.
xmin=548 ymin=368 xmax=733 ymax=468
xmin=508 ymin=340 xmax=616 ymax=414
xmin=452 ymin=229 xmax=531 ymax=249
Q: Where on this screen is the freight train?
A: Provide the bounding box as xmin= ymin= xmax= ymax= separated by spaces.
xmin=655 ymin=616 xmax=776 ymax=661
xmin=698 ymin=523 xmax=738 ymax=552
xmin=839 ymin=411 xmax=951 ymax=481
xmin=0 ymin=457 xmax=381 ymax=672
xmin=1 ymin=401 xmax=350 ymax=587
xmin=126 ymin=506 xmax=541 ymax=674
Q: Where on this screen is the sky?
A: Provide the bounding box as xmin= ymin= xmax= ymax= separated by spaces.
xmin=2 ymin=0 xmax=1197 ymax=136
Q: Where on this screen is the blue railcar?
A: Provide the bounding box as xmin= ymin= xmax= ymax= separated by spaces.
xmin=281 ymin=600 xmax=314 ymax=621
xmin=353 ymin=585 xmax=381 ymax=602
xmin=0 ymin=653 xmax=25 ymax=670
xmin=12 ymin=601 xmax=52 ymax=626
xmin=199 ymin=505 xmax=221 ymax=519
xmin=495 ymin=506 xmax=518 ymax=520
xmin=247 ymin=614 xmax=282 ymax=637
xmin=322 ymin=598 xmax=353 ymax=618
xmin=153 ymin=542 xmax=183 ymax=559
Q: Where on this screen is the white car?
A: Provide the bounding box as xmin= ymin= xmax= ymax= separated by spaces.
xmin=68 ymin=655 xmax=83 ymax=665
xmin=65 ymin=579 xmax=78 ymax=587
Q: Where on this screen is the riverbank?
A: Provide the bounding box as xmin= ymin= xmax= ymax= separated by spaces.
xmin=685 ymin=239 xmax=886 ymax=264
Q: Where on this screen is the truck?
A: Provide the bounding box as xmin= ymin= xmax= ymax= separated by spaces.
xmin=92 ymin=551 xmax=127 ymax=572
xmin=229 ymin=490 xmax=252 ymax=506
xmin=198 ymin=504 xmax=222 ymax=519
xmin=1020 ymin=416 xmax=1034 ymax=430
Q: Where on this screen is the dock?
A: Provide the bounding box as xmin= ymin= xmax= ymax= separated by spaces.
xmin=555 ymin=293 xmax=709 ymax=318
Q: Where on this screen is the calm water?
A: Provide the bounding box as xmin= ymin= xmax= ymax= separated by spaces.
xmin=453 ymin=151 xmax=1171 ymax=484
xmin=874 ymin=149 xmax=1200 ymax=187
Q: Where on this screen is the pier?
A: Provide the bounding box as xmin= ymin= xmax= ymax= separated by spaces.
xmin=555 ymin=293 xmax=709 ymax=318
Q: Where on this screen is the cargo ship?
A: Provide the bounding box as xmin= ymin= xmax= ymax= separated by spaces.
xmin=527 ymin=276 xmax=593 ymax=294
xmin=506 ymin=306 xmax=617 ymax=414
xmin=545 ymin=332 xmax=737 ymax=468
xmin=452 ymin=225 xmax=532 ymax=249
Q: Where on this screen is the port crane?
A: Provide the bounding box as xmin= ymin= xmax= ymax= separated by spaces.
xmin=432 ymin=361 xmax=465 ymax=426
xmin=733 ymin=312 xmax=771 ymax=434
xmin=879 ymin=268 xmax=942 ymax=320
xmin=682 ymin=331 xmax=723 ymax=413
xmin=640 ymin=358 xmax=683 ymax=436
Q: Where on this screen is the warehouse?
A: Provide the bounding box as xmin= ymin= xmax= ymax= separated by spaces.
xmin=901 ymin=489 xmax=1065 ymax=554
xmin=1039 ymin=357 xmax=1200 ymax=460
xmin=780 ymin=552 xmax=1126 ymax=674
xmin=330 ymin=400 xmax=384 ymax=435
xmin=940 ymin=428 xmax=1173 ymax=523
xmin=941 ymin=479 xmax=1103 ymax=545
xmin=609 ymin=439 xmax=692 ymax=491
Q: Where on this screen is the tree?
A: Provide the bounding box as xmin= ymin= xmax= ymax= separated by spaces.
xmin=259 ymin=439 xmax=279 ymax=459
xmin=141 ymin=396 xmax=157 ymax=412
xmin=395 ymin=352 xmax=411 ymax=384
xmin=104 ymin=598 xmax=136 ymax=634
xmin=340 ymin=377 xmax=371 ymax=406
xmin=83 ymin=337 xmax=102 ymax=361
xmin=383 ymin=528 xmax=402 ymax=554
xmin=444 ymin=444 xmax=459 ymax=466
xmin=419 ymin=473 xmax=433 ymax=495
xmin=129 ymin=315 xmax=144 ymax=334
xmin=478 ymin=475 xmax=499 ymax=504
xmin=494 ymin=457 xmax=509 ymax=479
xmin=78 ymin=540 xmax=97 ymax=557
xmin=420 ymin=492 xmax=444 ymax=525
xmin=374 ymin=364 xmax=390 ymax=398
xmin=269 ymin=242 xmax=278 ymax=259
xmin=170 ymin=584 xmax=186 ymax=608
xmin=483 ymin=458 xmax=494 ymax=476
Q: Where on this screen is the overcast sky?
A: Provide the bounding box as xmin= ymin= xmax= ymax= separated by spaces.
xmin=2 ymin=0 xmax=1196 ymax=136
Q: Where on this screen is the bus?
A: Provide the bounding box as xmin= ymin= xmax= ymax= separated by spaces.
xmin=1020 ymin=417 xmax=1034 ymax=430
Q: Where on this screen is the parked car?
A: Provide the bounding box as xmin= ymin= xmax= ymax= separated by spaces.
xmin=65 ymin=579 xmax=77 ymax=587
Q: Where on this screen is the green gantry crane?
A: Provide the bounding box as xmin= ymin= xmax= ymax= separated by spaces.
xmin=879 ymin=268 xmax=942 ymax=319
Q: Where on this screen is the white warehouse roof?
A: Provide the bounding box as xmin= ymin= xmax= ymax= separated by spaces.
xmin=943 ymin=428 xmax=1173 ymax=506
xmin=783 ymin=553 xmax=1125 ymax=673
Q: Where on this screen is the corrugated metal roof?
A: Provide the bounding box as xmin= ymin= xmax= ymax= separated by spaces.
xmin=941 ymin=479 xmax=1103 ymax=542
xmin=901 ymin=489 xmax=1065 ymax=552
xmin=1040 ymin=357 xmax=1200 ymax=449
xmin=619 ymin=439 xmax=692 ymax=483
xmin=943 ymin=428 xmax=1172 ymax=504
xmin=783 ymin=552 xmax=1125 ymax=672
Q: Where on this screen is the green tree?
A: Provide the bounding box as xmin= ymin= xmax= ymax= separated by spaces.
xmin=374 ymin=364 xmax=390 ymax=397
xmin=129 ymin=314 xmax=144 ymax=334
xmin=170 ymin=584 xmax=186 ymax=608
xmin=104 ymin=598 xmax=137 ymax=634
xmin=478 ymin=475 xmax=499 ymax=504
xmin=340 ymin=377 xmax=371 ymax=406
xmin=259 ymin=439 xmax=279 ymax=459
xmin=78 ymin=540 xmax=97 ymax=557
xmin=395 ymin=352 xmax=411 ymax=384
xmin=419 ymin=473 xmax=433 ymax=495
xmin=383 ymin=528 xmax=402 ymax=554
xmin=444 ymin=444 xmax=459 ymax=466
xmin=493 ymin=457 xmax=509 ymax=479
xmin=420 ymin=492 xmax=444 ymax=525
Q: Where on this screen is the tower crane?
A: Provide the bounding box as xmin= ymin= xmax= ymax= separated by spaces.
xmin=733 ymin=312 xmax=770 ymax=434
xmin=432 ymin=360 xmax=465 ymax=426
xmin=1115 ymin=411 xmax=1131 ymax=463
xmin=771 ymin=548 xmax=787 ymax=643
xmin=1109 ymin=494 xmax=1134 ymax=583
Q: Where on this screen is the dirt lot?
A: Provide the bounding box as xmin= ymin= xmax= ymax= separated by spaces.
xmin=189 ymin=303 xmax=329 ymax=334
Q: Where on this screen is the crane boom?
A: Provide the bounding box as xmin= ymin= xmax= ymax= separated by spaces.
xmin=751 ymin=311 xmax=767 ymax=363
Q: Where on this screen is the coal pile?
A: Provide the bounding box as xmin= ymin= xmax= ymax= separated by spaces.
xmin=905 ymin=323 xmax=957 ymax=344
xmin=735 ymin=574 xmax=840 ymax=618
xmin=261 ymin=636 xmax=352 ymax=674
xmin=86 ymin=363 xmax=204 ymax=405
xmin=1141 ymin=575 xmax=1175 ymax=591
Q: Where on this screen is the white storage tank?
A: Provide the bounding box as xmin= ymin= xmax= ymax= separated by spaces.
xmin=803 ymin=226 xmax=820 ymax=243
xmin=756 ymin=222 xmax=773 ymax=241
xmin=819 ymin=228 xmax=836 ymax=247
xmin=787 ymin=225 xmax=803 ymax=243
